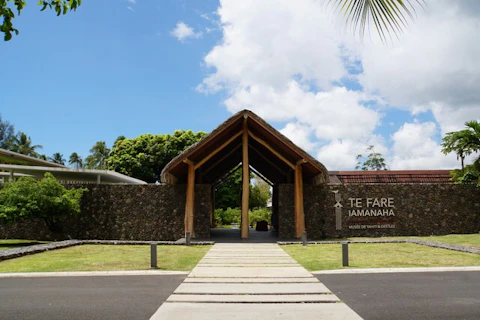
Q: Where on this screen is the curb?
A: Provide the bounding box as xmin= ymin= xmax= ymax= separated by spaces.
xmin=0 ymin=270 xmax=190 ymax=278
xmin=312 ymin=266 xmax=480 ymax=274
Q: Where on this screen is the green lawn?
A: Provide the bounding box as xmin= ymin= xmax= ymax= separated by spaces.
xmin=0 ymin=239 xmax=50 ymax=251
xmin=282 ymin=243 xmax=480 ymax=271
xmin=0 ymin=244 xmax=211 ymax=273
xmin=340 ymin=234 xmax=480 ymax=249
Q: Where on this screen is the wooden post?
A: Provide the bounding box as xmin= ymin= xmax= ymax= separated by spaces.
xmin=210 ymin=185 xmax=215 ymax=228
xmin=185 ymin=160 xmax=195 ymax=237
xmin=241 ymin=117 xmax=249 ymax=239
xmin=294 ymin=161 xmax=305 ymax=238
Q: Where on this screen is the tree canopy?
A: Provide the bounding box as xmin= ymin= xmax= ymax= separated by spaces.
xmin=356 ymin=145 xmax=388 ymax=171
xmin=0 ymin=115 xmax=15 ymax=148
xmin=85 ymin=141 xmax=110 ymax=170
xmin=7 ymin=131 xmax=43 ymax=157
xmin=107 ymin=130 xmax=207 ymax=183
xmin=442 ymin=120 xmax=480 ymax=188
xmin=1 ymin=0 xmax=82 ymax=41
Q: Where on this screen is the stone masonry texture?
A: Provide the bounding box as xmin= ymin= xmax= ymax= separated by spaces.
xmin=0 ymin=183 xmax=479 ymax=241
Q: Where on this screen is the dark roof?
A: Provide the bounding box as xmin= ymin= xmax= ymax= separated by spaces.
xmin=161 ymin=110 xmax=329 ymax=185
xmin=329 ymin=170 xmax=454 ymax=184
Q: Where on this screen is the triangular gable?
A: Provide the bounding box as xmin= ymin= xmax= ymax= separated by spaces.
xmin=161 ymin=110 xmax=329 ymax=185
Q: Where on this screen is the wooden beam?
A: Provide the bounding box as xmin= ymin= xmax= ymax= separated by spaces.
xmin=294 ymin=163 xmax=305 ymax=238
xmin=249 ymin=144 xmax=287 ymax=175
xmin=248 ymin=130 xmax=295 ymax=170
xmin=203 ymin=144 xmax=241 ymax=174
xmin=250 ymin=166 xmax=273 ymax=186
xmin=194 ymin=130 xmax=243 ymax=170
xmin=184 ymin=162 xmax=195 ymax=237
xmin=241 ymin=118 xmax=249 ymax=239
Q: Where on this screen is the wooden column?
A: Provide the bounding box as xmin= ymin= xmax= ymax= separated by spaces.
xmin=294 ymin=161 xmax=305 ymax=238
xmin=184 ymin=160 xmax=195 ymax=237
xmin=241 ymin=117 xmax=249 ymax=239
xmin=210 ymin=185 xmax=215 ymax=228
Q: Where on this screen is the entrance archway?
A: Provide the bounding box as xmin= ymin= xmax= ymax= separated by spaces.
xmin=160 ymin=110 xmax=329 ymax=240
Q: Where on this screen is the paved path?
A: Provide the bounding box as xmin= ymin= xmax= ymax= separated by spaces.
xmin=150 ymin=243 xmax=362 ymax=319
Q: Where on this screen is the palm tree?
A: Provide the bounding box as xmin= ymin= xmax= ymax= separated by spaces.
xmin=330 ymin=0 xmax=425 ymax=43
xmin=68 ymin=152 xmax=84 ymax=169
xmin=49 ymin=152 xmax=66 ymax=165
xmin=442 ymin=120 xmax=480 ymax=171
xmin=9 ymin=132 xmax=43 ymax=157
xmin=85 ymin=141 xmax=110 ymax=170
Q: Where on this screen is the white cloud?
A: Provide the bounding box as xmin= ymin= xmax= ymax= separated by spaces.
xmin=280 ymin=122 xmax=315 ymax=152
xmin=127 ymin=0 xmax=136 ymax=3
xmin=198 ymin=0 xmax=480 ymax=170
xmin=170 ymin=22 xmax=202 ymax=42
xmin=127 ymin=6 xmax=134 ymax=11
xmin=390 ymin=122 xmax=458 ymax=169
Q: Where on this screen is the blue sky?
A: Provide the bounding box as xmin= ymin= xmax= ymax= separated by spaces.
xmin=1 ymin=0 xmax=479 ymax=169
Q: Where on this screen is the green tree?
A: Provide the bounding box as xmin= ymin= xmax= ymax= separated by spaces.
xmin=85 ymin=141 xmax=110 ymax=170
xmin=441 ymin=121 xmax=480 ymax=171
xmin=331 ymin=0 xmax=425 ymax=43
xmin=249 ymin=178 xmax=271 ymax=209
xmin=356 ymin=145 xmax=388 ymax=170
xmin=107 ymin=130 xmax=207 ymax=183
xmin=1 ymin=0 xmax=82 ymax=41
xmin=0 ymin=114 xmax=15 ymax=148
xmin=49 ymin=152 xmax=65 ymax=165
xmin=68 ymin=152 xmax=83 ymax=169
xmin=214 ymin=168 xmax=243 ymax=210
xmin=9 ymin=131 xmax=43 ymax=157
xmin=442 ymin=120 xmax=480 ymax=188
xmin=0 ymin=172 xmax=87 ymax=238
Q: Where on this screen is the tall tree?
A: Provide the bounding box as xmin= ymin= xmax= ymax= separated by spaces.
xmin=1 ymin=0 xmax=82 ymax=41
xmin=9 ymin=131 xmax=42 ymax=157
xmin=356 ymin=145 xmax=388 ymax=170
xmin=68 ymin=152 xmax=83 ymax=169
xmin=442 ymin=120 xmax=480 ymax=188
xmin=215 ymin=168 xmax=243 ymax=210
xmin=48 ymin=152 xmax=65 ymax=165
xmin=107 ymin=130 xmax=207 ymax=183
xmin=85 ymin=141 xmax=110 ymax=170
xmin=0 ymin=114 xmax=15 ymax=149
xmin=330 ymin=0 xmax=425 ymax=43
xmin=442 ymin=120 xmax=480 ymax=171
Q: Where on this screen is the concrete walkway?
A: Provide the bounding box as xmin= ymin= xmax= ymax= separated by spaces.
xmin=150 ymin=243 xmax=362 ymax=319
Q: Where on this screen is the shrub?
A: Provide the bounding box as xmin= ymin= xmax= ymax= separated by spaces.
xmin=0 ymin=173 xmax=88 ymax=237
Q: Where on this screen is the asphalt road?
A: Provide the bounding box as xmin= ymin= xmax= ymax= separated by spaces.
xmin=316 ymin=271 xmax=480 ymax=320
xmin=0 ymin=275 xmax=186 ymax=320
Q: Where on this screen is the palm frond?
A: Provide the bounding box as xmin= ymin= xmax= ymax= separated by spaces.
xmin=329 ymin=0 xmax=426 ymax=43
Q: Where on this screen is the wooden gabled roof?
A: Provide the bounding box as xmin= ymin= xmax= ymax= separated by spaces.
xmin=161 ymin=110 xmax=329 ymax=185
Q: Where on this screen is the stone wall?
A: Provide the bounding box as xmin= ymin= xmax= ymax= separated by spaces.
xmin=304 ymin=183 xmax=480 ymax=238
xmin=0 ymin=184 xmax=211 ymax=241
xmin=2 ymin=182 xmax=479 ymax=241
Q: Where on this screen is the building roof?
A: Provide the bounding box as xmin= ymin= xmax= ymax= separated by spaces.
xmin=328 ymin=170 xmax=454 ymax=184
xmin=161 ymin=110 xmax=329 ymax=185
xmin=0 ymin=148 xmax=66 ymax=167
xmin=0 ymin=164 xmax=147 ymax=184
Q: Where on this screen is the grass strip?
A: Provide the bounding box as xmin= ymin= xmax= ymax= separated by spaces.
xmin=282 ymin=243 xmax=480 ymax=271
xmin=0 ymin=244 xmax=211 ymax=273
